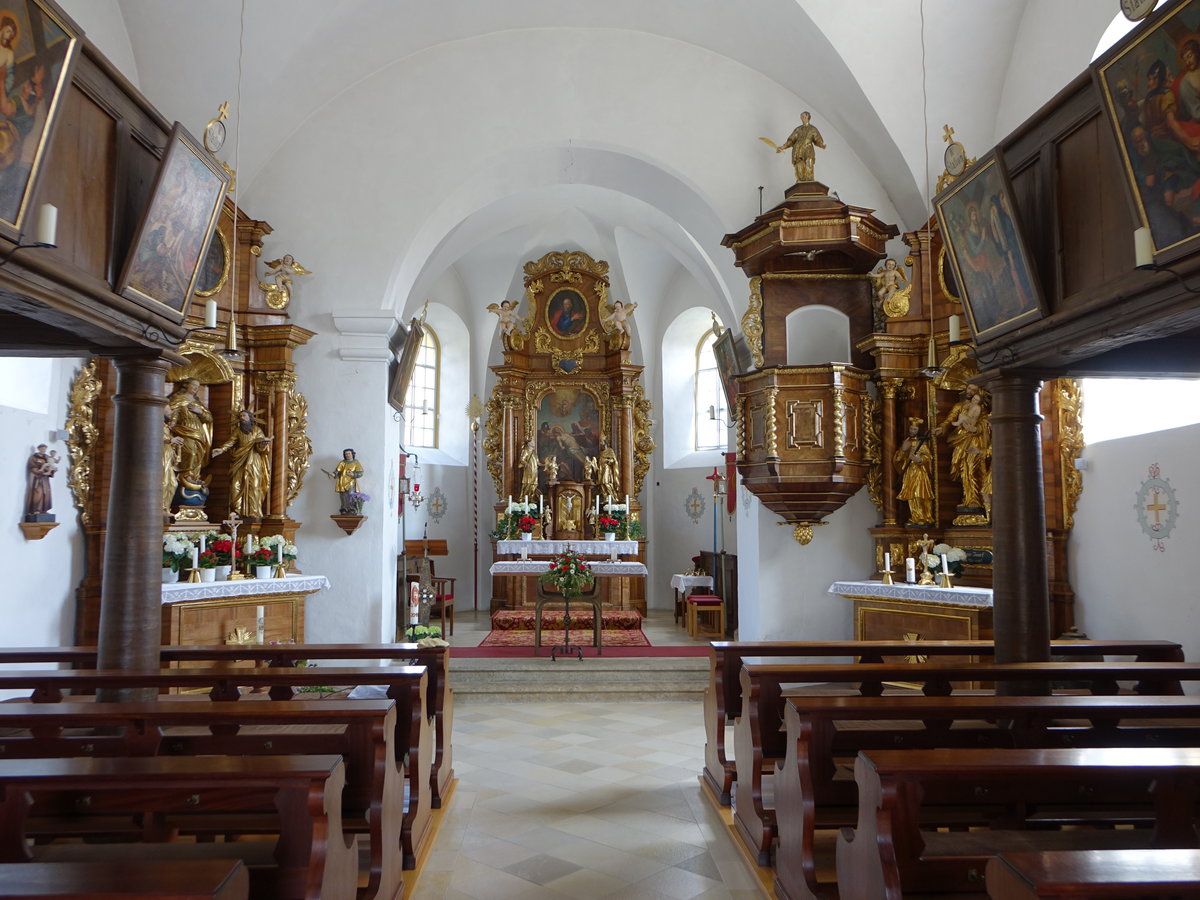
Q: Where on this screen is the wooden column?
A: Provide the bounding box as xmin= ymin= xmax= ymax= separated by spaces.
xmin=985 ymin=371 xmax=1051 ymax=681
xmin=260 ymin=371 xmax=295 ymax=519
xmin=96 ymin=353 xmax=171 ymax=701
xmin=879 ymin=378 xmax=901 ymax=526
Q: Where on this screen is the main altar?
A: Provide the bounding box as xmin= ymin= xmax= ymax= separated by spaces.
xmin=484 ymin=250 xmax=654 ymax=616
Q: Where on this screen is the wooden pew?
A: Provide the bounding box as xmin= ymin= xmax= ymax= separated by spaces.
xmin=0 ymin=699 xmax=402 ymax=900
xmin=771 ymin=693 xmax=1200 ymax=900
xmin=0 ymin=859 xmax=249 ymax=899
xmin=985 ymin=849 xmax=1200 ymax=899
xmin=0 ymin=755 xmax=356 ymax=900
xmin=836 ymin=746 xmax=1200 ymax=900
xmin=703 ymin=639 xmax=1183 ymax=804
xmin=0 ymin=665 xmax=433 ymax=871
xmin=0 ymin=642 xmax=454 ymax=810
xmin=733 ymin=659 xmax=1200 ymax=865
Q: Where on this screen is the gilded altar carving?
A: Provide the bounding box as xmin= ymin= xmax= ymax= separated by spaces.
xmin=766 ymin=386 xmax=780 ymax=458
xmin=65 ymin=359 xmax=102 ymax=524
xmin=524 ymin=250 xmax=610 ymax=281
xmin=284 ymin=388 xmax=313 ymax=509
xmin=533 ymin=328 xmax=601 ymax=357
xmin=832 ymin=381 xmax=847 ymax=461
xmin=863 ymin=393 xmax=883 ymax=515
xmin=631 ymin=382 xmax=655 ymax=496
xmin=1056 ymin=379 xmax=1084 ymax=529
xmin=256 ymin=371 xmax=297 ymax=393
xmin=744 ymin=278 xmax=765 ymax=369
xmin=483 ymin=394 xmax=510 ymax=496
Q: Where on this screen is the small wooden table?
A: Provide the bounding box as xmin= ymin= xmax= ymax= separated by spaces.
xmin=670 ymin=574 xmax=713 ymax=624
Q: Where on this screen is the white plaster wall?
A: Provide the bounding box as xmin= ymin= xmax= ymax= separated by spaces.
xmin=648 ymin=467 xmax=733 ymax=613
xmin=60 ymin=0 xmax=139 ymax=86
xmin=1070 ymin=423 xmax=1200 ymax=679
xmin=0 ymin=358 xmax=85 ymax=697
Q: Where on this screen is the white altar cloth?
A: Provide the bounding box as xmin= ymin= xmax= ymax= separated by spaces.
xmin=670 ymin=574 xmax=714 ymax=593
xmin=496 ymin=539 xmax=639 ymax=556
xmin=490 ymin=560 xmax=647 ymax=577
xmin=828 ymin=580 xmax=993 ymax=608
xmin=161 ymin=574 xmax=330 ymax=604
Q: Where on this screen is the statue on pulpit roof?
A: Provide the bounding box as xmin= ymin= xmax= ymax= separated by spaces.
xmin=776 ymin=111 xmax=826 ymax=183
xmin=894 ymin=417 xmax=934 ymax=527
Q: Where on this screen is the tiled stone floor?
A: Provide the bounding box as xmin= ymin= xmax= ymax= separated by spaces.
xmin=411 ymin=609 xmax=762 ymax=898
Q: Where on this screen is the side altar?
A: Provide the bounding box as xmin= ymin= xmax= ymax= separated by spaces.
xmin=829 ymin=579 xmax=993 ymax=645
xmin=484 ymin=251 xmax=654 ymax=615
xmin=161 ymin=574 xmax=330 ymax=648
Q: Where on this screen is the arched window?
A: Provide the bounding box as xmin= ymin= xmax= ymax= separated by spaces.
xmin=404 ymin=325 xmax=439 ymax=448
xmin=694 ymin=327 xmax=726 ymax=451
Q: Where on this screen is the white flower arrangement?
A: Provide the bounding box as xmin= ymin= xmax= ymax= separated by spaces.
xmin=504 ymin=500 xmax=538 ymax=515
xmin=162 ymin=533 xmax=194 ymax=572
xmin=259 ymin=533 xmax=298 ymax=560
xmin=601 ymin=502 xmax=628 ymax=514
xmin=925 ymin=544 xmax=968 ymax=573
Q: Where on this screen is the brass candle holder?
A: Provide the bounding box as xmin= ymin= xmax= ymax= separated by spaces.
xmin=187 ymin=567 xmax=202 ymax=583
xmin=879 ymin=566 xmax=894 ymax=585
xmin=938 ymin=571 xmax=953 ymax=588
xmin=273 ymin=562 xmax=288 ymax=579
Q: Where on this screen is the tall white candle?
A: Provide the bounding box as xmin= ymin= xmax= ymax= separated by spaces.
xmin=508 ymin=495 xmax=512 ymax=507
xmin=36 ymin=203 xmax=56 ymax=246
xmin=595 ymin=495 xmax=600 ymax=516
xmin=245 ymin=535 xmax=253 ymax=555
xmin=191 ymin=547 xmax=198 ymax=570
xmin=941 ymin=554 xmax=950 ymax=578
xmin=539 ymin=494 xmax=543 ymax=514
xmin=1134 ymin=226 xmax=1154 ymax=268
xmin=625 ymin=494 xmax=629 ymax=510
xmin=523 ymin=495 xmax=527 ymax=507
xmin=199 ymin=534 xmax=206 ymax=553
xmin=948 ymin=315 xmax=961 ymax=344
xmin=277 ymin=543 xmax=282 ymax=564
xmin=905 ymin=558 xmax=917 ymax=583
xmin=883 ymin=552 xmax=891 ymax=572
xmin=204 ymin=298 xmax=218 ymax=329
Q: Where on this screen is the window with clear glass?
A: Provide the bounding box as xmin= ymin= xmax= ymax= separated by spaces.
xmin=695 ymin=328 xmax=727 ymax=451
xmin=404 ymin=326 xmax=439 ymax=448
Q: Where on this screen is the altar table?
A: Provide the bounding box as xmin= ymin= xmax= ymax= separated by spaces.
xmin=161 ymin=574 xmax=330 ymax=648
xmin=670 ymin=573 xmax=714 ymax=624
xmin=496 ymin=539 xmax=639 ymax=557
xmin=829 ymin=579 xmax=994 ymax=643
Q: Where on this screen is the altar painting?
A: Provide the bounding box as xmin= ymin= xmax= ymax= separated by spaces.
xmin=535 ymin=388 xmax=600 ymax=484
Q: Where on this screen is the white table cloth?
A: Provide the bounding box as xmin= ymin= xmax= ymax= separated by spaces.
xmin=161 ymin=573 xmax=330 ymax=604
xmin=827 ymin=579 xmax=993 ymax=608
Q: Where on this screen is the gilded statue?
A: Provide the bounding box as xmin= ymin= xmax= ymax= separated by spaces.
xmin=325 ymin=448 xmax=364 ymax=514
xmin=518 ymin=438 xmax=539 ymax=501
xmin=541 ymin=454 xmax=559 ymax=484
xmin=583 ymin=455 xmax=599 ymax=482
xmin=894 ymin=417 xmax=934 ymax=527
xmin=871 ymin=258 xmax=911 ymax=318
xmin=212 ymin=409 xmax=273 ymax=519
xmin=162 ymin=412 xmax=183 ymax=513
xmin=258 ymin=254 xmax=311 ymax=310
xmin=558 ymin=492 xmax=580 ymax=532
xmin=25 ymin=444 xmax=58 ymax=519
xmin=776 ymin=111 xmax=826 ymax=183
xmin=167 ymin=378 xmax=213 ymax=495
xmin=934 ymin=383 xmax=991 ymax=513
xmin=596 ymin=438 xmax=620 ymax=502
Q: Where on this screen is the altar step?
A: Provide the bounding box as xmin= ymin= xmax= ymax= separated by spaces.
xmin=447 ymin=656 xmax=709 ymax=703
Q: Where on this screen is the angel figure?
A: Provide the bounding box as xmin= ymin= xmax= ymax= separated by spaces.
xmin=601 ymin=300 xmax=638 ymax=337
xmin=541 ymin=454 xmax=559 ymax=483
xmin=870 ymin=257 xmax=912 ymax=322
xmin=258 ymin=253 xmax=311 ymax=310
xmin=584 ymin=455 xmax=599 ymax=482
xmin=487 ymin=299 xmax=521 ymax=336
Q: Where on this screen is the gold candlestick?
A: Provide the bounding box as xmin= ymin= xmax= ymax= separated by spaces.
xmin=879 ymin=567 xmax=894 ymax=585
xmin=187 ymin=567 xmax=202 ymax=582
xmin=938 ymin=571 xmax=953 ymax=588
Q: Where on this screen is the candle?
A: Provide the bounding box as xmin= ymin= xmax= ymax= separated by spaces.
xmin=595 ymin=496 xmax=599 ymax=516
xmin=941 ymin=554 xmax=950 ymax=578
xmin=508 ymin=495 xmax=512 ymax=508
xmin=409 ymin=582 xmax=420 ymax=625
xmin=256 ymin=606 xmax=265 ymax=643
xmin=905 ymin=558 xmax=917 ymax=583
xmin=625 ymin=494 xmax=629 ymax=510
xmin=883 ymin=552 xmax=891 ymax=572
xmin=36 ymin=203 xmax=56 ymax=246
xmin=199 ymin=534 xmax=206 ymax=553
xmin=539 ymin=494 xmax=543 ymax=515
xmin=191 ymin=547 xmax=198 ymax=570
xmin=1134 ymin=226 xmax=1154 ymax=268
xmin=277 ymin=543 xmax=282 ymax=564
xmin=204 ymin=298 xmax=218 ymax=329
xmin=523 ymin=495 xmax=527 ymax=508
xmin=948 ymin=314 xmax=961 ymax=344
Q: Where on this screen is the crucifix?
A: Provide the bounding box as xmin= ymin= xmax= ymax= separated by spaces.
xmin=222 ymin=510 xmax=248 ymax=580
xmin=915 ymin=532 xmax=936 ymax=586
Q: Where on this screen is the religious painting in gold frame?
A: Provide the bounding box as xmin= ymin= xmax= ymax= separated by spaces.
xmin=1093 ymin=0 xmax=1200 ymax=263
xmin=194 ymin=226 xmax=230 ymax=297
xmin=534 ymin=386 xmax=602 ymax=485
xmin=934 ymin=151 xmax=1045 ymax=344
xmin=545 ymin=286 xmax=589 ymax=338
xmin=0 ymin=0 xmax=80 ymax=243
xmin=116 ymin=122 xmax=231 ymax=323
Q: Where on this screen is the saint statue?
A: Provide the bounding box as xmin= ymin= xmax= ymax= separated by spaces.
xmin=776 ymin=111 xmax=826 ymax=182
xmin=894 ymin=417 xmax=935 ymax=527
xmin=934 ymin=383 xmax=991 ymax=513
xmin=518 ymin=438 xmax=539 ymax=500
xmin=212 ymin=409 xmax=272 ymax=519
xmin=596 ymin=438 xmax=620 ymax=502
xmin=166 ymin=378 xmax=213 ymax=498
xmin=162 ymin=412 xmax=183 ymax=513
xmin=326 ymin=448 xmax=364 ymax=514
xmin=25 ymin=444 xmax=58 ymax=519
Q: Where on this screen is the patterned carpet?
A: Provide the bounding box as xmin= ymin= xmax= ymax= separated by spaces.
xmin=478 ymin=628 xmax=650 ymax=648
xmin=491 ymin=608 xmax=643 ymax=631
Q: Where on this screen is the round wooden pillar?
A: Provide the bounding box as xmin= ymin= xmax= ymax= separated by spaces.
xmin=879 ymin=378 xmax=901 ymax=526
xmin=984 ymin=372 xmax=1051 ymax=682
xmin=96 ymin=353 xmax=171 ymax=700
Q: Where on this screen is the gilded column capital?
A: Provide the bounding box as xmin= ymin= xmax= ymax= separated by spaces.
xmin=257 ymin=370 xmax=297 ymax=393
xmin=878 ymin=377 xmax=904 ymax=400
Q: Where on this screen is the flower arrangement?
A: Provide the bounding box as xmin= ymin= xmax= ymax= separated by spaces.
xmin=249 ymin=546 xmax=277 ymax=567
xmin=196 ymin=550 xmax=219 ymax=569
xmin=209 ymin=538 xmax=240 ymax=567
xmin=538 ymin=548 xmax=594 ymax=599
xmin=346 ymin=491 xmax=370 ymax=515
xmin=923 ymin=543 xmax=968 ymax=576
xmin=517 ymin=515 xmax=537 ymax=534
xmin=258 ymin=534 xmax=297 ymax=562
xmin=501 ymin=499 xmax=539 ymax=538
xmin=598 ymin=515 xmax=620 ymax=533
xmin=162 ymin=533 xmax=192 ymax=572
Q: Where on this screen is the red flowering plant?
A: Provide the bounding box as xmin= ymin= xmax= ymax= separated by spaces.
xmin=209 ymin=539 xmax=240 ymax=566
xmin=538 ymin=548 xmax=594 ymax=599
xmin=249 ymin=547 xmax=277 ymax=566
xmin=597 ymin=515 xmax=620 ymax=534
xmin=518 ymin=515 xmax=538 ymax=534
xmin=196 ymin=549 xmax=220 ymax=569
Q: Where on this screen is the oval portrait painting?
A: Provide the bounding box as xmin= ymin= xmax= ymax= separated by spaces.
xmin=546 ymin=287 xmax=589 ymax=338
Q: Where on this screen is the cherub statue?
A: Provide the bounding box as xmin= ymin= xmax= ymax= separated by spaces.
xmin=258 ymin=253 xmax=311 ymax=310
xmin=542 ymin=454 xmax=559 ymax=483
xmin=487 ymin=299 xmax=521 ymax=336
xmin=870 ymin=257 xmax=912 ymax=321
xmin=601 ymin=299 xmax=638 ymax=337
